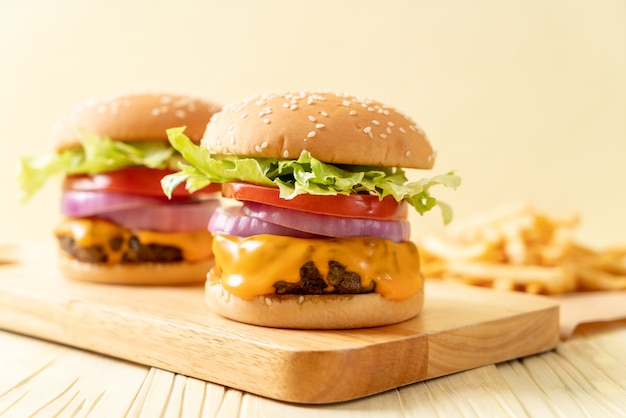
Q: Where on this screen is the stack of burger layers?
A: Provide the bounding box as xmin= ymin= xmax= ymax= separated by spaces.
xmin=20 ymin=90 xmax=460 ymax=330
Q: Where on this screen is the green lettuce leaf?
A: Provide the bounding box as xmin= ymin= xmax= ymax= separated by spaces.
xmin=163 ymin=127 xmax=461 ymax=224
xmin=18 ymin=129 xmax=176 ymax=202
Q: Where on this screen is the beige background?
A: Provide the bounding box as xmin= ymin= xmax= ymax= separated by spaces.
xmin=0 ymin=0 xmax=624 ymax=249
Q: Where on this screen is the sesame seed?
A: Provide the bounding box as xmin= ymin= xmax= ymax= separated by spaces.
xmin=307 ymin=131 xmax=316 ymax=138
xmin=372 ymin=120 xmax=380 ymax=125
xmin=290 ymin=104 xmax=298 ymax=110
xmin=380 ymin=133 xmax=388 ymax=139
xmin=349 ymin=110 xmax=357 ymax=116
xmin=227 ymin=125 xmax=234 ymax=131
xmin=405 ymin=150 xmax=412 ymax=158
xmin=151 ymin=108 xmax=160 ymax=116
xmin=367 ymin=107 xmax=374 ymax=112
xmin=174 ymin=98 xmax=188 ymax=107
xmin=175 ymin=110 xmax=186 ymax=118
xmin=298 ymin=295 xmax=304 ymax=304
xmin=315 ymin=123 xmax=325 ymax=129
xmin=282 ymin=150 xmax=289 ymax=158
xmin=265 ymin=297 xmax=272 ymax=306
xmin=409 ymin=125 xmax=417 ymax=131
xmin=283 ymin=103 xmax=289 ymax=108
xmin=320 ymin=111 xmax=329 ymax=117
xmin=363 ymin=126 xmax=374 ymax=139
xmin=230 ymin=137 xmax=235 ymax=144
xmin=261 ymin=141 xmax=269 ymax=148
xmin=399 ymin=127 xmax=407 ymax=133
xmin=241 ymin=113 xmax=248 ymax=119
xmin=160 ymin=95 xmax=172 ymax=104
xmin=388 ymin=121 xmax=395 ymax=126
xmin=308 ymin=115 xmax=316 ymax=122
xmin=263 ymin=118 xmax=271 ymax=124
xmin=386 ymin=127 xmax=392 ymax=134
xmin=254 ymin=145 xmax=262 ymax=152
xmin=342 ymin=100 xmax=350 ymax=106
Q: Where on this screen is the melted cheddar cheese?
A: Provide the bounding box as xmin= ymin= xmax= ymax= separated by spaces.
xmin=55 ymin=218 xmax=213 ymax=263
xmin=211 ymin=234 xmax=422 ymax=301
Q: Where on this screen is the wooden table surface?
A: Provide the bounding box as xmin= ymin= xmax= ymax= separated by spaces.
xmin=1 ymin=320 xmax=625 ymax=417
xmin=1 ymin=240 xmax=625 ymax=416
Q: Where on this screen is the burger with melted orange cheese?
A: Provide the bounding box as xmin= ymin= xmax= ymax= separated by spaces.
xmin=19 ymin=92 xmax=221 ymax=284
xmin=163 ymin=90 xmax=460 ymax=328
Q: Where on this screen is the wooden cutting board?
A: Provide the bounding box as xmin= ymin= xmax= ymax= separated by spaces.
xmin=0 ymin=242 xmax=559 ymax=404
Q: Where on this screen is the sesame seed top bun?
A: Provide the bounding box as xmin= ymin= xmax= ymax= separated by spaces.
xmin=202 ymin=91 xmax=435 ymax=169
xmin=52 ymin=92 xmax=221 ymax=152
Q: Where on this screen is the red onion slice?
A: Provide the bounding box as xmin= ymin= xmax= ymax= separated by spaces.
xmin=103 ymin=199 xmax=220 ymax=232
xmin=209 ymin=206 xmax=323 ymax=238
xmin=61 ymin=190 xmax=219 ymax=232
xmin=241 ymin=201 xmax=410 ymax=242
xmin=61 ymin=190 xmax=172 ymax=217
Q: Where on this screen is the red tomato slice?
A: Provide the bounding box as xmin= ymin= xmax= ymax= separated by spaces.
xmin=221 ymin=182 xmax=408 ymax=220
xmin=63 ymin=167 xmax=221 ymax=198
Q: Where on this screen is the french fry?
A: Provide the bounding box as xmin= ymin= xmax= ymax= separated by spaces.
xmin=576 ymin=265 xmax=626 ymax=291
xmin=589 ymin=246 xmax=626 ymax=276
xmin=441 ymin=261 xmax=577 ymax=294
xmin=419 ymin=235 xmax=500 ymax=262
xmin=419 ymin=202 xmax=624 ymax=294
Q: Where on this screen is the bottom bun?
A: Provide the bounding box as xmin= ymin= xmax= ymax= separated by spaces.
xmin=58 ymin=254 xmax=213 ymax=285
xmin=205 ymin=281 xmax=424 ymax=329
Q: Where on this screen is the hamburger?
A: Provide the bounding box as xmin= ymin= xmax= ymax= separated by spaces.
xmin=162 ymin=90 xmax=461 ymax=328
xmin=19 ymin=92 xmax=222 ymax=284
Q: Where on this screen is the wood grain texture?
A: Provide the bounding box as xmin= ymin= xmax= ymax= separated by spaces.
xmin=1 ymin=327 xmax=625 ymax=417
xmin=0 ymin=245 xmax=559 ymax=404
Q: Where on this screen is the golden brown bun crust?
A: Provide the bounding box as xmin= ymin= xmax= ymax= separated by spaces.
xmin=202 ymin=91 xmax=435 ymax=169
xmin=52 ymin=92 xmax=221 ymax=151
xmin=205 ymin=280 xmax=424 ymax=329
xmin=58 ymin=254 xmax=213 ymax=285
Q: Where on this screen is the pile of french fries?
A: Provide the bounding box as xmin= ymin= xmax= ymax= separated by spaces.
xmin=419 ymin=202 xmax=626 ymax=294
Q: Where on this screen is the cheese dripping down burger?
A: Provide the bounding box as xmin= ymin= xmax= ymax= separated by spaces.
xmin=19 ymin=92 xmax=222 ymax=285
xmin=162 ymin=91 xmax=461 ymax=328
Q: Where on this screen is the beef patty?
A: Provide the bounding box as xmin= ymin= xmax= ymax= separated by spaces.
xmin=273 ymin=260 xmax=376 ymax=295
xmin=57 ymin=234 xmax=183 ymax=263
